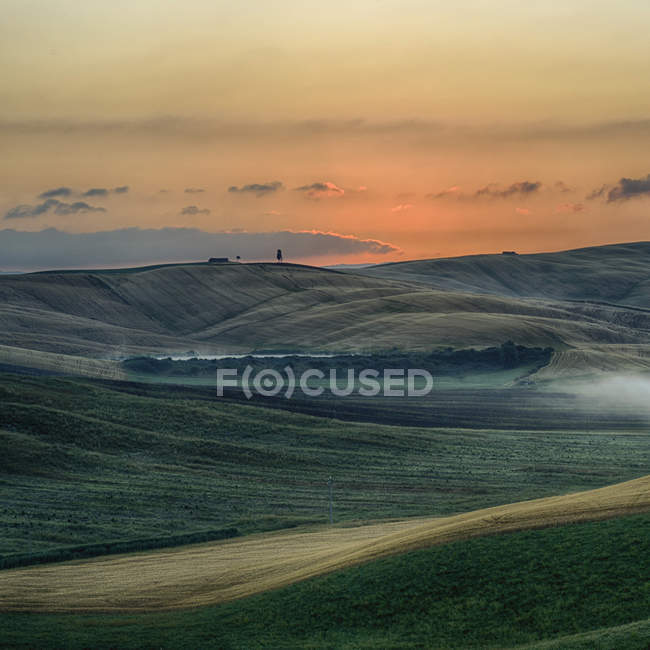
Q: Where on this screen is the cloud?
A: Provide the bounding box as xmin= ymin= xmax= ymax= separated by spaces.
xmin=294 ymin=181 xmax=345 ymax=199
xmin=4 ymin=199 xmax=106 ymax=219
xmin=4 ymin=204 xmax=51 ymax=219
xmin=38 ymin=187 xmax=72 ymax=199
xmin=184 ymin=187 xmax=205 ymax=194
xmin=428 ymin=182 xmax=542 ymax=200
xmin=180 ymin=205 xmax=210 ymax=216
xmin=605 ymin=174 xmax=650 ymax=203
xmin=475 ymin=181 xmax=541 ymax=199
xmin=391 ymin=204 xmax=414 ymax=212
xmin=83 ymin=188 xmax=109 ymax=197
xmin=426 ymin=186 xmax=461 ymax=199
xmin=556 ymin=202 xmax=584 ymax=213
xmin=54 ymin=201 xmax=106 ymax=215
xmin=80 ymin=186 xmax=129 ymax=197
xmin=0 ymin=227 xmax=400 ymax=270
xmin=228 ymin=181 xmax=283 ymax=197
xmin=587 ymin=174 xmax=650 ymax=202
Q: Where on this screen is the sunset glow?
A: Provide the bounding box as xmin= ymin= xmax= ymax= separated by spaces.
xmin=2 ymin=1 xmax=649 ymax=266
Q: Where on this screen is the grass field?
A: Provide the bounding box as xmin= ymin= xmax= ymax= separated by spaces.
xmin=2 ymin=513 xmax=649 ymax=648
xmin=1 ymin=474 xmax=648 ymax=613
xmin=2 ymin=373 xmax=649 ymax=564
xmin=0 ymin=244 xmax=648 ymax=648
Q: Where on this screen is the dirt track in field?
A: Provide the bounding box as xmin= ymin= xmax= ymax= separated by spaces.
xmin=2 ymin=475 xmax=648 ymax=613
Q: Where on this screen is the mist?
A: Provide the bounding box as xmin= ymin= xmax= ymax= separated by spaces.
xmin=567 ymin=374 xmax=650 ymax=415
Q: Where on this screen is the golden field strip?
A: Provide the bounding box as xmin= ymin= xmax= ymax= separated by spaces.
xmin=1 ymin=475 xmax=648 ymax=614
xmin=0 ymin=344 xmax=126 ymax=380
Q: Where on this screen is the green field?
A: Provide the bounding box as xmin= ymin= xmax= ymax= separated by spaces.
xmin=0 ymin=245 xmax=649 ymax=648
xmin=1 ymin=372 xmax=648 ymax=565
xmin=3 ymin=514 xmax=649 ymax=649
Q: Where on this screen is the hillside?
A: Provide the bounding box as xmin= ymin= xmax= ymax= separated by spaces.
xmin=3 ymin=374 xmax=647 ymax=562
xmin=0 ymin=263 xmax=387 ymax=357
xmin=0 ymin=251 xmax=648 ymax=373
xmin=360 ymin=242 xmax=650 ymax=308
xmin=1 ymin=475 xmax=648 ymax=613
xmin=3 ymin=515 xmax=650 ymax=648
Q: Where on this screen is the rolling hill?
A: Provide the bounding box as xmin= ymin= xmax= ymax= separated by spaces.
xmin=0 ymin=245 xmax=648 ymax=381
xmin=2 ymin=514 xmax=649 ymax=648
xmin=1 ymin=245 xmax=648 ymax=648
xmin=4 ymin=373 xmax=647 ymax=563
xmin=1 ymin=474 xmax=648 ymax=613
xmin=359 ymin=241 xmax=650 ymax=307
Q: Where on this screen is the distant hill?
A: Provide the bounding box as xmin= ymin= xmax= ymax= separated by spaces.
xmin=0 ymin=246 xmax=648 ymax=379
xmin=359 ymin=242 xmax=650 ymax=308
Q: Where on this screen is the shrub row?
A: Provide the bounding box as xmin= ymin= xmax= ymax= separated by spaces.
xmin=0 ymin=527 xmax=240 ymax=570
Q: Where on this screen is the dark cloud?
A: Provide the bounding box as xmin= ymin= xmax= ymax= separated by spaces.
xmin=4 ymin=199 xmax=106 ymax=219
xmin=83 ymin=188 xmax=109 ymax=197
xmin=180 ymin=205 xmax=210 ymax=216
xmin=38 ymin=187 xmax=72 ymax=199
xmin=4 ymin=204 xmax=51 ymax=219
xmin=184 ymin=187 xmax=205 ymax=194
xmin=228 ymin=181 xmax=283 ymax=197
xmin=294 ymin=181 xmax=345 ymax=199
xmin=54 ymin=201 xmax=106 ymax=216
xmin=63 ymin=186 xmax=129 ymax=198
xmin=428 ymin=181 xmax=542 ymax=201
xmin=475 ymin=181 xmax=541 ymax=199
xmin=605 ymin=174 xmax=650 ymax=203
xmin=0 ymin=227 xmax=399 ymax=270
xmin=295 ymin=182 xmax=328 ymax=192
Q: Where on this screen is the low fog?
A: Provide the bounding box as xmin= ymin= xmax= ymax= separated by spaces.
xmin=566 ymin=374 xmax=650 ymax=415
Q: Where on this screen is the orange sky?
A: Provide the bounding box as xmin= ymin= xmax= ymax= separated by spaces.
xmin=2 ymin=1 xmax=649 ymax=264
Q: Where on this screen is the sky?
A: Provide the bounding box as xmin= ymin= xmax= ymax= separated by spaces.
xmin=1 ymin=0 xmax=649 ymax=268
